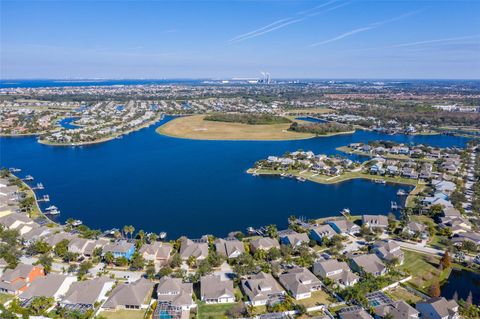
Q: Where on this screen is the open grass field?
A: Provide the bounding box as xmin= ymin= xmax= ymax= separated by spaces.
xmin=98 ymin=309 xmax=146 ymax=319
xmin=197 ymin=302 xmax=239 ymax=319
xmin=399 ymin=250 xmax=451 ymax=294
xmin=156 ymin=115 xmax=316 ymax=140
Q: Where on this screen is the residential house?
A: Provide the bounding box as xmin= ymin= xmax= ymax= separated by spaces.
xmin=373 ymin=240 xmax=404 ymax=265
xmin=405 ymin=222 xmax=427 ymax=237
xmin=179 ymin=237 xmax=209 ymax=261
xmin=157 ymin=276 xmax=196 ymax=310
xmin=215 ymin=238 xmax=245 ymax=259
xmin=200 ymin=275 xmax=235 ymax=304
xmin=350 ymin=254 xmax=387 ymax=276
xmin=0 ymin=213 xmax=36 ymax=235
xmin=250 ymin=237 xmax=280 ymax=253
xmin=102 ymin=278 xmax=154 ymax=310
xmin=60 ymin=277 xmax=115 ymax=309
xmin=416 ymin=297 xmax=459 ymax=319
xmin=327 ymin=219 xmax=360 ymax=235
xmin=374 ymin=300 xmax=419 ymax=319
xmin=0 ymin=264 xmax=44 ymax=295
xmin=339 ymin=306 xmax=374 ymax=319
xmin=241 ymin=272 xmax=286 ymax=306
xmin=278 ymin=268 xmax=322 ymax=300
xmin=103 ymin=241 xmax=135 ymax=260
xmin=19 ymin=274 xmax=77 ymax=301
xmin=362 ymin=215 xmax=389 ymax=230
xmin=313 ymin=259 xmax=359 ymax=287
xmin=451 ymin=232 xmax=480 ymax=246
xmin=139 ymin=242 xmax=172 ymax=265
xmin=310 ymin=224 xmax=336 ymax=243
xmin=279 ymin=231 xmax=310 ymax=247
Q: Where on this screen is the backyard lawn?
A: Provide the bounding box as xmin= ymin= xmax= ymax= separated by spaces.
xmin=296 ymin=290 xmax=335 ymax=307
xmin=197 ymin=302 xmax=239 ymax=319
xmin=98 ymin=310 xmax=146 ymax=319
xmin=0 ymin=293 xmax=13 ymax=304
xmin=386 ymin=286 xmax=423 ymax=304
xmin=400 ymin=250 xmax=451 ymax=293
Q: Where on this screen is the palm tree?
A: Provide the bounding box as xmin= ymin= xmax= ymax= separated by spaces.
xmin=149 ymin=233 xmax=158 ymax=243
xmin=122 ymin=225 xmax=129 ymax=239
xmin=128 ymin=225 xmax=135 ymax=239
xmin=137 ymin=229 xmax=145 ymax=243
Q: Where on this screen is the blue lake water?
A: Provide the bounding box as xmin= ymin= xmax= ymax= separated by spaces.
xmin=58 ymin=117 xmax=80 ymax=130
xmin=295 ymin=116 xmax=327 ymax=123
xmin=0 ymin=116 xmax=470 ymax=238
xmin=441 ymin=269 xmax=480 ymax=305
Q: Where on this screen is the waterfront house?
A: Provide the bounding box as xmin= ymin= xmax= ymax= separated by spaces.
xmin=327 ymin=218 xmax=360 ymax=235
xmin=373 ymin=240 xmax=404 ymax=265
xmin=339 ymin=306 xmax=374 ymax=319
xmin=310 ymin=224 xmax=336 ymax=243
xmin=279 ymin=231 xmax=310 ymax=247
xmin=278 ymin=267 xmax=322 ymax=300
xmin=157 ymin=276 xmax=196 ymax=310
xmin=0 ymin=264 xmax=45 ymax=295
xmin=214 ymin=238 xmax=245 ymax=258
xmin=374 ymin=300 xmax=419 ymax=319
xmin=416 ymin=297 xmax=459 ymax=319
xmin=200 ymin=275 xmax=235 ymax=304
xmin=362 ymin=215 xmax=389 ymax=230
xmin=350 ymin=254 xmax=387 ymax=276
xmin=19 ymin=273 xmax=77 ymax=301
xmin=103 ymin=240 xmax=135 ymax=260
xmin=250 ymin=237 xmax=280 ymax=253
xmin=139 ymin=242 xmax=173 ymax=265
xmin=102 ymin=278 xmax=154 ymax=311
xmin=242 ymin=272 xmax=285 ymax=306
xmin=179 ymin=237 xmax=209 ymax=261
xmin=313 ymin=259 xmax=359 ymax=287
xmin=60 ymin=277 xmax=115 ymax=309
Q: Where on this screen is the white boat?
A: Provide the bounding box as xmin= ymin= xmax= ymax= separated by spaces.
xmin=374 ymin=179 xmax=386 ymax=184
xmin=246 ymin=227 xmax=255 ymax=234
xmin=45 ymin=205 xmax=58 ymax=211
xmin=296 ymin=176 xmax=306 ymax=182
xmin=9 ymin=168 xmax=21 ymax=173
xmin=341 ymin=208 xmax=351 ymax=215
xmin=45 ymin=208 xmax=60 ymax=215
xmin=71 ymin=220 xmax=83 ymax=227
xmin=159 ymin=232 xmax=167 ymax=239
xmin=24 ymin=175 xmax=34 ymax=181
xmin=397 ymin=189 xmax=407 ymax=196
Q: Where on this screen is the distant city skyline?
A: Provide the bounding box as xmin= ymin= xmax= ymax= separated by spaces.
xmin=1 ymin=0 xmax=479 ymax=79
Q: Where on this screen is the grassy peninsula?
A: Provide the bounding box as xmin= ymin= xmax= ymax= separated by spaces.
xmin=156 ymin=114 xmax=316 ymax=140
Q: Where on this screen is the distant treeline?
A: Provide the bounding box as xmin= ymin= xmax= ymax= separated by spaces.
xmin=204 ymin=113 xmax=292 ymax=125
xmin=288 ymin=121 xmax=354 ymax=135
xmin=339 ymin=105 xmax=480 ymax=128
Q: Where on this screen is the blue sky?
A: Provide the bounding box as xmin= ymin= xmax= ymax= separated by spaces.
xmin=1 ymin=0 xmax=479 ymax=79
